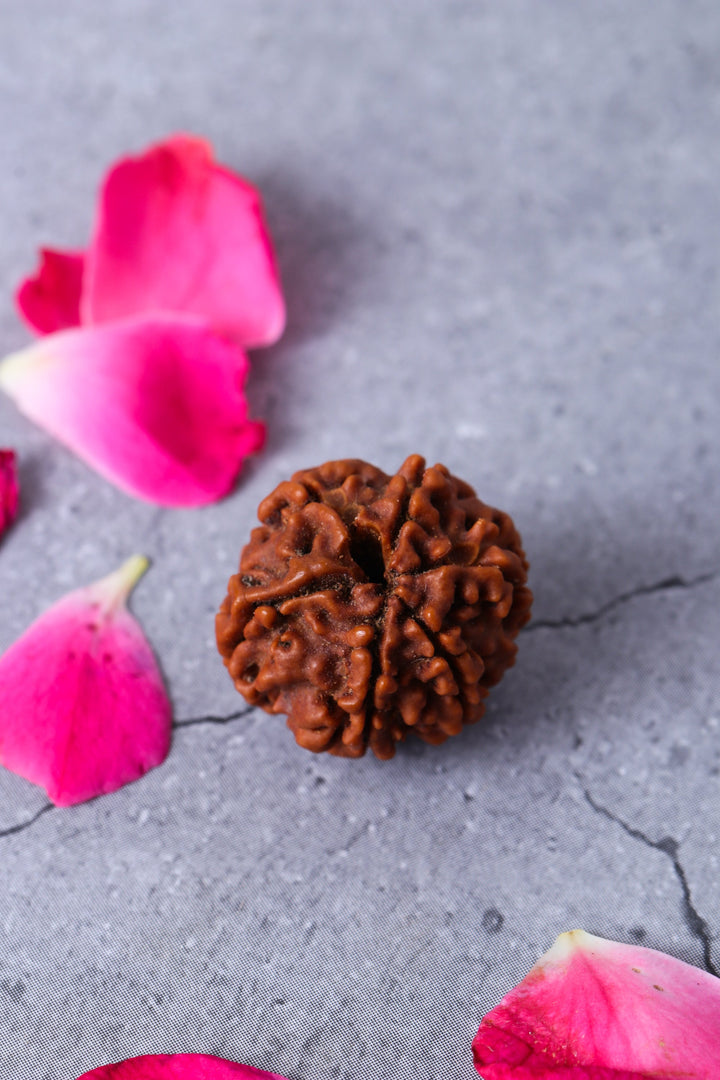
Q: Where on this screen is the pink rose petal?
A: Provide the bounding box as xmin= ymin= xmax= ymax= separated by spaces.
xmin=0 ymin=448 xmax=19 ymax=537
xmin=15 ymin=248 xmax=84 ymax=335
xmin=0 ymin=556 xmax=171 ymax=806
xmin=76 ymin=1054 xmax=289 ymax=1080
xmin=0 ymin=315 xmax=264 ymax=506
xmin=83 ymin=134 xmax=285 ymax=348
xmin=472 ymin=929 xmax=720 ymax=1080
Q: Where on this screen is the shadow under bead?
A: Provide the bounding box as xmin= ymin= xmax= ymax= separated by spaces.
xmin=216 ymin=455 xmax=532 ymax=759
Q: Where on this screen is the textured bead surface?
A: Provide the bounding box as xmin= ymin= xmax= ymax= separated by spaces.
xmin=216 ymin=455 xmax=532 ymax=758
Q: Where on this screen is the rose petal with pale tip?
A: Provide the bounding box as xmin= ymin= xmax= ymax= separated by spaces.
xmin=0 ymin=555 xmax=171 ymax=806
xmin=15 ymin=248 xmax=84 ymax=334
xmin=0 ymin=315 xmax=265 ymax=506
xmin=0 ymin=448 xmax=19 ymax=537
xmin=473 ymin=929 xmax=720 ymax=1080
xmin=76 ymin=1054 xmax=290 ymax=1080
xmin=83 ymin=133 xmax=285 ymax=348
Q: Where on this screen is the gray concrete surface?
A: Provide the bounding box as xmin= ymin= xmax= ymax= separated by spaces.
xmin=1 ymin=2 xmax=719 ymax=1078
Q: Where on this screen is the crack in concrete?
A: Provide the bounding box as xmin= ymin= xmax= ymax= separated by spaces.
xmin=326 ymin=819 xmax=371 ymax=858
xmin=174 ymin=706 xmax=255 ymax=729
xmin=581 ymin=782 xmax=717 ymax=976
xmin=0 ymin=802 xmax=53 ymax=841
xmin=527 ymin=568 xmax=719 ymax=633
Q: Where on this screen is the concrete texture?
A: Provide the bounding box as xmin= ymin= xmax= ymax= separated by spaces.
xmin=1 ymin=2 xmax=719 ymax=1077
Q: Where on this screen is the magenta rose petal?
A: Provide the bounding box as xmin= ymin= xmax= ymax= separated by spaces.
xmin=83 ymin=133 xmax=285 ymax=348
xmin=0 ymin=555 xmax=171 ymax=806
xmin=0 ymin=449 xmax=20 ymax=537
xmin=76 ymin=1054 xmax=290 ymax=1080
xmin=472 ymin=929 xmax=720 ymax=1079
xmin=0 ymin=315 xmax=265 ymax=506
xmin=15 ymin=248 xmax=84 ymax=335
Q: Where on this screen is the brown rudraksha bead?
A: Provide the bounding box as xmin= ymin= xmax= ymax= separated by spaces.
xmin=216 ymin=455 xmax=532 ymax=759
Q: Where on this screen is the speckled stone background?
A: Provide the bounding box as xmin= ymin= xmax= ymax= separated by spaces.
xmin=1 ymin=3 xmax=719 ymax=1078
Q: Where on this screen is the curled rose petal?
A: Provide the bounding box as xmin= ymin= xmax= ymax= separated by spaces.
xmin=0 ymin=315 xmax=264 ymax=506
xmin=15 ymin=248 xmax=84 ymax=335
xmin=0 ymin=556 xmax=171 ymax=806
xmin=0 ymin=449 xmax=19 ymax=537
xmin=472 ymin=929 xmax=720 ymax=1079
xmin=83 ymin=134 xmax=285 ymax=348
xmin=77 ymin=1054 xmax=289 ymax=1080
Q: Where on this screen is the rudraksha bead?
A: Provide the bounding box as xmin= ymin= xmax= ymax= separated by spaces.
xmin=216 ymin=455 xmax=532 ymax=759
